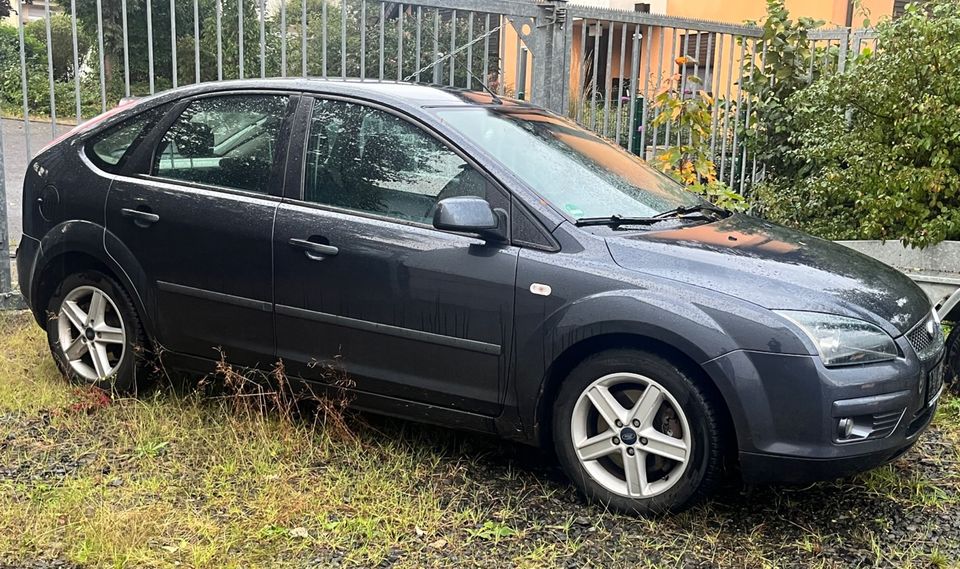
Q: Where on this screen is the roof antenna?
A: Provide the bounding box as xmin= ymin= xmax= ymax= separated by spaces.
xmin=465 ymin=68 xmax=503 ymax=105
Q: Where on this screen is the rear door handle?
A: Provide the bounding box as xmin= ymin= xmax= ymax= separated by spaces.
xmin=289 ymin=237 xmax=339 ymax=260
xmin=120 ymin=207 xmax=160 ymax=227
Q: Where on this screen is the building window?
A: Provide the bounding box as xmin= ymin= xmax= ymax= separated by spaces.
xmin=893 ymin=0 xmax=908 ymax=18
xmin=679 ymin=32 xmax=716 ymax=94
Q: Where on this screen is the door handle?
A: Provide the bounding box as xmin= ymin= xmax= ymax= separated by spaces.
xmin=289 ymin=237 xmax=339 ymax=260
xmin=120 ymin=207 xmax=160 ymax=227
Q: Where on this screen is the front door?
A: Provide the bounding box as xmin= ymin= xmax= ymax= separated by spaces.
xmin=273 ymin=97 xmax=518 ymax=415
xmin=105 ymin=93 xmax=295 ymax=367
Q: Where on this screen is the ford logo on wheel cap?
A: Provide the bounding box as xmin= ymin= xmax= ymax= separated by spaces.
xmin=619 ymin=427 xmax=638 ymax=446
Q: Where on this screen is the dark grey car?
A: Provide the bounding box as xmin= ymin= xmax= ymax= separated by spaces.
xmin=16 ymin=80 xmax=945 ymax=514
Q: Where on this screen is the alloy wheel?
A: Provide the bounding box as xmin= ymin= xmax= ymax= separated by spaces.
xmin=57 ymin=285 xmax=127 ymax=382
xmin=570 ymin=372 xmax=691 ymax=498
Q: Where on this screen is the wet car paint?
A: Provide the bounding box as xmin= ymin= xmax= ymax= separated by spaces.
xmin=16 ymin=79 xmax=941 ymax=485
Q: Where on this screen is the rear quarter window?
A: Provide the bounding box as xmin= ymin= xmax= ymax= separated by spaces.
xmin=85 ymin=110 xmax=159 ymax=173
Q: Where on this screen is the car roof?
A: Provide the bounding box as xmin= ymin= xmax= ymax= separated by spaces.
xmin=133 ymin=78 xmax=532 ymax=111
xmin=74 ymin=78 xmax=567 ymax=234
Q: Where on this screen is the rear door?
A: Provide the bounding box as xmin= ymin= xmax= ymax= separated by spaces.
xmin=104 ymin=92 xmax=297 ymax=367
xmin=272 ymin=96 xmax=519 ymax=415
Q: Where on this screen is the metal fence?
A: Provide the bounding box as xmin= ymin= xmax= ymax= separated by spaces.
xmin=0 ymin=0 xmax=876 ymax=306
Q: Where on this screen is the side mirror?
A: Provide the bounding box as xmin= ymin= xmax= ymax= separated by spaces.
xmin=433 ymin=197 xmax=505 ymax=241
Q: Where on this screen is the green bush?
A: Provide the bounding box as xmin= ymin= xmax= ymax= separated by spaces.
xmin=0 ymin=24 xmax=41 ymax=110
xmin=0 ymin=19 xmax=103 ymax=121
xmin=754 ymin=0 xmax=960 ymax=247
xmin=25 ymin=14 xmax=91 ymax=81
xmin=740 ymin=0 xmax=824 ymax=184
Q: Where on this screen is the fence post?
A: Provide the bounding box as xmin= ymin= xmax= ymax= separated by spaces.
xmin=836 ymin=27 xmax=850 ymax=73
xmin=0 ymin=123 xmax=25 ymax=310
xmin=530 ymin=1 xmax=571 ymax=115
xmin=0 ymin=122 xmax=9 ymax=293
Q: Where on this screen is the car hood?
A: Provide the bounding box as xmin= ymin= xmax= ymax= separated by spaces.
xmin=605 ymin=215 xmax=929 ymax=336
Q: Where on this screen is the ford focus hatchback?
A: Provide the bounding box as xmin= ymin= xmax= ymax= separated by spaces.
xmin=17 ymin=80 xmax=945 ymax=514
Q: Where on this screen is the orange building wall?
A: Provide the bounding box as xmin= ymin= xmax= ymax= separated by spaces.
xmin=666 ymin=0 xmax=893 ymax=26
xmin=501 ymin=0 xmax=894 ymax=117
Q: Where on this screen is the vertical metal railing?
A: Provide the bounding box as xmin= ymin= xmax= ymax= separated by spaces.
xmin=561 ymin=4 xmax=797 ymax=192
xmin=0 ymin=0 xmax=872 ymax=307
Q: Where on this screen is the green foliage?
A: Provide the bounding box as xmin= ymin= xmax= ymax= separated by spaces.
xmin=1 ymin=1 xmax=494 ymax=121
xmin=60 ymin=0 xmax=251 ymax=87
xmin=758 ymin=0 xmax=960 ymax=247
xmin=650 ymin=59 xmax=746 ymax=211
xmin=25 ymin=14 xmax=91 ymax=81
xmin=0 ymin=19 xmax=103 ymax=120
xmin=468 ymin=520 xmax=517 ymax=542
xmin=0 ymin=23 xmax=40 ymax=111
xmin=0 ymin=23 xmax=41 ymax=67
xmin=57 ymin=0 xmax=493 ymax=93
xmin=740 ymin=0 xmax=824 ymax=182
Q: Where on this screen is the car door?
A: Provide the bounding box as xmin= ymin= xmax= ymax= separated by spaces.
xmin=104 ymin=92 xmax=296 ymax=367
xmin=273 ymin=97 xmax=518 ymax=415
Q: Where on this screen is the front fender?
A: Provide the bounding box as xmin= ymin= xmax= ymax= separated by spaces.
xmin=507 ymin=246 xmax=811 ymax=444
xmin=542 ymin=288 xmax=735 ymax=366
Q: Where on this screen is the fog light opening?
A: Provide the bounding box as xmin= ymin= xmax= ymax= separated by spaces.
xmin=838 ymin=417 xmax=855 ymax=440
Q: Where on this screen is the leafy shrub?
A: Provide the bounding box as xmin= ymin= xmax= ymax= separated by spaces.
xmin=25 ymin=14 xmax=91 ymax=81
xmin=740 ymin=0 xmax=824 ymax=183
xmin=757 ymin=0 xmax=960 ymax=247
xmin=651 ymin=58 xmax=746 ymax=211
xmin=0 ymin=24 xmax=42 ymax=110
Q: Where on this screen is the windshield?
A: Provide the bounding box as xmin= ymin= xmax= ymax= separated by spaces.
xmin=434 ymin=107 xmax=702 ymax=220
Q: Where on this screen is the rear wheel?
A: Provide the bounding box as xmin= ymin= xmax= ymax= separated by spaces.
xmin=552 ymin=349 xmax=725 ymax=515
xmin=45 ymin=270 xmax=147 ymax=394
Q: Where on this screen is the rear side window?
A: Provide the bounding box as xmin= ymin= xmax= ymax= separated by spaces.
xmin=86 ymin=114 xmax=155 ymax=172
xmin=152 ymin=95 xmax=288 ymax=194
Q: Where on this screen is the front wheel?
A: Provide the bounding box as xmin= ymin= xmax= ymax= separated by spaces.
xmin=552 ymin=349 xmax=726 ymax=515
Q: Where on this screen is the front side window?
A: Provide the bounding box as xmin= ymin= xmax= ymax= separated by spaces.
xmin=153 ymin=95 xmax=288 ymax=193
xmin=304 ymin=99 xmax=489 ymax=224
xmin=435 ymin=107 xmax=702 ymax=220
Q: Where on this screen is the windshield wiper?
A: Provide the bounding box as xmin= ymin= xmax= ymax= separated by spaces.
xmin=653 ymin=203 xmax=729 ymax=220
xmin=574 ymin=204 xmax=729 ymax=228
xmin=574 ymin=215 xmax=665 ymax=227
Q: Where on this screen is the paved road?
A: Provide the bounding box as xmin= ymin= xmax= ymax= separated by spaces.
xmin=2 ymin=118 xmax=73 ymax=248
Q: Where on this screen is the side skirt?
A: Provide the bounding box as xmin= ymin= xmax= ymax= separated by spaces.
xmin=153 ymin=350 xmax=500 ymax=435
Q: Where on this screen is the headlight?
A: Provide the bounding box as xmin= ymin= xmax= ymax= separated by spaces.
xmin=774 ymin=310 xmax=898 ymax=366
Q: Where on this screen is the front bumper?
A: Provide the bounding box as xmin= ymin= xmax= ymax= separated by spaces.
xmin=703 ymin=343 xmax=942 ymax=484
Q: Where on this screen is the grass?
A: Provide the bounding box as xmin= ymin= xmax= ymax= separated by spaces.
xmin=1 ymin=310 xmax=959 ymax=568
xmin=0 ymin=312 xmax=581 ymax=567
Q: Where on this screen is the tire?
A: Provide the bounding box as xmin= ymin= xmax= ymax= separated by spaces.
xmin=45 ymin=270 xmax=148 ymax=394
xmin=946 ymin=325 xmax=960 ymax=395
xmin=552 ymin=349 xmax=725 ymax=515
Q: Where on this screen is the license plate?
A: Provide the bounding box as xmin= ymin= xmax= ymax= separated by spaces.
xmin=927 ymin=363 xmax=944 ymax=405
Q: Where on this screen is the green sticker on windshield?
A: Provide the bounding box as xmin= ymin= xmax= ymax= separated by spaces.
xmin=564 ymin=203 xmax=585 ymax=218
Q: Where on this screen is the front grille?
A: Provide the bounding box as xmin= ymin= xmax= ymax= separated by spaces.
xmin=906 ymin=313 xmax=944 ymax=362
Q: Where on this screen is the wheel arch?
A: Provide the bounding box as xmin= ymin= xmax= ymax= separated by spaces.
xmin=32 ymin=221 xmax=153 ymax=338
xmin=534 ymin=332 xmax=738 ymax=456
xmin=938 ymin=288 xmax=960 ymax=323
